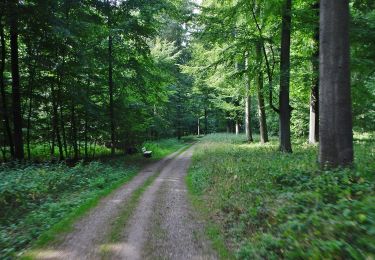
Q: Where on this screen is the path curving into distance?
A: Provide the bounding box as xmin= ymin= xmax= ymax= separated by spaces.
xmin=32 ymin=145 xmax=217 ymax=260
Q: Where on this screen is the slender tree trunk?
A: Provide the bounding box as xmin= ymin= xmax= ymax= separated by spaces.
xmin=309 ymin=2 xmax=320 ymax=144
xmin=26 ymin=89 xmax=32 ymax=160
xmin=49 ymin=116 xmax=55 ymax=158
xmin=319 ymin=0 xmax=353 ymax=167
xmin=197 ymin=118 xmax=200 ymax=136
xmin=71 ymin=102 xmax=78 ymax=160
xmin=235 ymin=121 xmax=240 ymax=135
xmin=204 ymin=108 xmax=208 ymax=134
xmin=279 ymin=0 xmax=293 ymax=153
xmin=245 ymin=54 xmax=253 ymax=142
xmin=9 ymin=0 xmax=24 ymax=160
xmin=59 ymin=92 xmax=68 ymax=158
xmin=256 ymin=43 xmax=269 ymax=143
xmin=0 ymin=17 xmax=14 ymax=157
xmin=107 ymin=0 xmax=115 ymax=156
xmin=26 ymin=50 xmax=35 ymax=160
xmin=51 ymin=83 xmax=64 ymax=160
xmin=84 ymin=79 xmax=90 ymax=159
xmin=84 ymin=113 xmax=88 ymax=159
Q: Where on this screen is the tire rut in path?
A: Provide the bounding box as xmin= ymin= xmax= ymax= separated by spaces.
xmin=32 ymin=148 xmax=184 ymax=260
xmin=110 ymin=146 xmax=217 ymax=260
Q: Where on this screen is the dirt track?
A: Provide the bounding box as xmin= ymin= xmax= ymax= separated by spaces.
xmin=33 ymin=146 xmax=217 ymax=260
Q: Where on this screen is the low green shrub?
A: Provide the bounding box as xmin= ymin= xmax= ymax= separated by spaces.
xmin=0 ymin=160 xmax=138 ymax=259
xmin=189 ymin=133 xmax=375 ymax=259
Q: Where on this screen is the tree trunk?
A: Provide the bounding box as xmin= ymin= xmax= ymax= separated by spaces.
xmin=9 ymin=0 xmax=24 ymax=160
xmin=278 ymin=0 xmax=293 ymax=153
xmin=256 ymin=43 xmax=269 ymax=144
xmin=319 ymin=0 xmax=353 ymax=167
xmin=26 ymin=46 xmax=35 ymax=160
xmin=108 ymin=0 xmax=115 ymax=156
xmin=0 ymin=17 xmax=14 ymax=157
xmin=197 ymin=118 xmax=200 ymax=136
xmin=51 ymin=83 xmax=64 ymax=160
xmin=204 ymin=108 xmax=208 ymax=134
xmin=235 ymin=121 xmax=239 ymax=135
xmin=309 ymin=2 xmax=320 ymax=144
xmin=71 ymin=102 xmax=78 ymax=160
xmin=245 ymin=54 xmax=253 ymax=142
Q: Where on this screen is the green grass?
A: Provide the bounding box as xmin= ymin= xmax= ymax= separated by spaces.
xmin=186 ymin=173 xmax=234 ymax=260
xmin=188 ymin=133 xmax=375 ymax=259
xmin=143 ymin=136 xmax=196 ymax=159
xmin=0 ymin=137 xmax=189 ymax=260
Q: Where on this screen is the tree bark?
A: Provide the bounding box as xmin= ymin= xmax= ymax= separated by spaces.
xmin=108 ymin=0 xmax=115 ymax=156
xmin=26 ymin=44 xmax=35 ymax=160
xmin=71 ymin=102 xmax=78 ymax=160
xmin=278 ymin=0 xmax=293 ymax=153
xmin=204 ymin=107 xmax=208 ymax=134
xmin=9 ymin=0 xmax=24 ymax=160
xmin=0 ymin=16 xmax=14 ymax=157
xmin=256 ymin=43 xmax=269 ymax=143
xmin=51 ymin=83 xmax=64 ymax=160
xmin=319 ymin=0 xmax=353 ymax=167
xmin=197 ymin=118 xmax=200 ymax=136
xmin=235 ymin=121 xmax=239 ymax=135
xmin=309 ymin=1 xmax=319 ymax=144
xmin=245 ymin=54 xmax=253 ymax=142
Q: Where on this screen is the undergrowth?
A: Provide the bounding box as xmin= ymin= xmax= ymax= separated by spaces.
xmin=188 ymin=133 xmax=375 ymax=259
xmin=0 ymin=137 xmax=187 ymax=259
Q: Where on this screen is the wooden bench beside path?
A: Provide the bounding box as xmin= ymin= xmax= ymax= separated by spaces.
xmin=142 ymin=147 xmax=152 ymax=158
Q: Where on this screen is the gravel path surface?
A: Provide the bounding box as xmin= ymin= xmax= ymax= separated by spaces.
xmin=112 ymin=146 xmax=217 ymax=260
xmin=33 ymin=149 xmax=183 ymax=260
xmin=34 ymin=145 xmax=216 ymax=260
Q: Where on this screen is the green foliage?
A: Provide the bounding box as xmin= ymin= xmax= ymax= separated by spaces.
xmin=189 ymin=133 xmax=375 ymax=259
xmin=0 ymin=160 xmax=138 ymax=259
xmin=142 ymin=136 xmax=194 ymax=159
xmin=0 ymin=138 xmax=185 ymax=259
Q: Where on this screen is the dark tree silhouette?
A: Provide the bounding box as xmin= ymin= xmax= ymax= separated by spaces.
xmin=319 ymin=0 xmax=353 ymax=167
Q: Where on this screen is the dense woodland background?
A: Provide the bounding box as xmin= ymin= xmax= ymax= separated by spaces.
xmin=0 ymin=0 xmax=375 ymax=259
xmin=0 ymin=0 xmax=373 ymax=162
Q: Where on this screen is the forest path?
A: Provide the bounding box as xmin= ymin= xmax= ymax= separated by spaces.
xmin=33 ymin=145 xmax=216 ymax=260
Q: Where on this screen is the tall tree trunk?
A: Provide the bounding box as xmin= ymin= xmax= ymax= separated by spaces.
xmin=319 ymin=0 xmax=353 ymax=167
xmin=197 ymin=118 xmax=200 ymax=136
xmin=245 ymin=54 xmax=253 ymax=142
xmin=84 ymin=79 xmax=90 ymax=159
xmin=235 ymin=121 xmax=239 ymax=135
xmin=71 ymin=102 xmax=78 ymax=160
xmin=51 ymin=83 xmax=64 ymax=160
xmin=26 ymin=48 xmax=35 ymax=160
xmin=256 ymin=43 xmax=269 ymax=144
xmin=9 ymin=0 xmax=24 ymax=160
xmin=59 ymin=91 xmax=68 ymax=158
xmin=0 ymin=16 xmax=14 ymax=157
xmin=108 ymin=0 xmax=115 ymax=156
xmin=204 ymin=107 xmax=208 ymax=134
xmin=84 ymin=112 xmax=88 ymax=159
xmin=279 ymin=0 xmax=293 ymax=153
xmin=309 ymin=2 xmax=320 ymax=144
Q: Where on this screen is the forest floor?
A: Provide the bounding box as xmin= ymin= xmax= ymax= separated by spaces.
xmin=188 ymin=133 xmax=375 ymax=259
xmin=26 ymin=145 xmax=217 ymax=260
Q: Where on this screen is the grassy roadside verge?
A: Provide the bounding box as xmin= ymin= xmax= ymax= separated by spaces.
xmin=186 ymin=173 xmax=234 ymax=260
xmin=188 ymin=133 xmax=375 ymax=259
xmin=0 ymin=138 xmax=190 ymax=259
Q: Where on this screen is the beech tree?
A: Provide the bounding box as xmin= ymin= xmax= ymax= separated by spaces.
xmin=278 ymin=0 xmax=292 ymax=153
xmin=319 ymin=0 xmax=353 ymax=167
xmin=9 ymin=0 xmax=24 ymax=160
